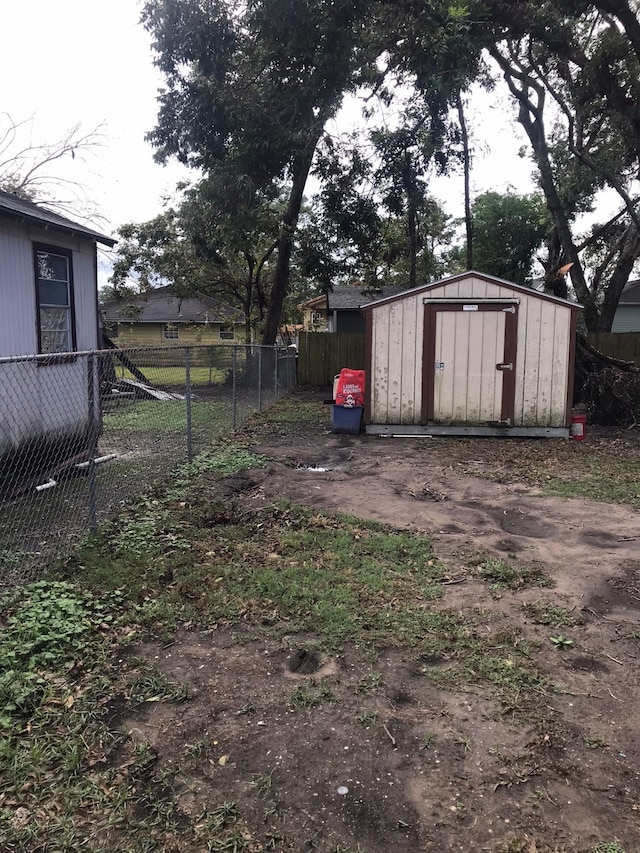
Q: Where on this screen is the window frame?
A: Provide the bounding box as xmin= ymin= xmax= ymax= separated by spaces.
xmin=162 ymin=322 xmax=180 ymax=341
xmin=219 ymin=324 xmax=235 ymax=341
xmin=33 ymin=243 xmax=77 ymax=359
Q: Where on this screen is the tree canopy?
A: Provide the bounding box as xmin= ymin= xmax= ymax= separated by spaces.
xmin=117 ymin=0 xmax=640 ymax=338
xmin=463 ymin=191 xmax=549 ymax=285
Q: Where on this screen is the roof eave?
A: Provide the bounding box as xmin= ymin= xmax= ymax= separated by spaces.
xmin=0 ymin=207 xmax=115 ymax=247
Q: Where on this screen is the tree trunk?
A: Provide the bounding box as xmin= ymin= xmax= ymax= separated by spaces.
xmin=457 ymin=91 xmax=473 ymax=270
xmin=402 ymin=153 xmax=418 ymax=289
xmin=491 ymin=49 xmax=596 ymax=326
xmin=261 ymin=131 xmax=322 ymax=345
xmin=596 ymin=224 xmax=640 ymax=331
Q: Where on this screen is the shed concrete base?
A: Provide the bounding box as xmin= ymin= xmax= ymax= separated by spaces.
xmin=365 ymin=424 xmax=570 ymax=438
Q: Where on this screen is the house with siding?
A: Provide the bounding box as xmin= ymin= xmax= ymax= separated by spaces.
xmin=0 ymin=189 xmax=115 ymax=490
xmin=299 ymin=284 xmax=409 ymax=333
xmin=101 ymin=286 xmax=246 ymax=345
xmin=611 ymin=279 xmax=640 ymax=332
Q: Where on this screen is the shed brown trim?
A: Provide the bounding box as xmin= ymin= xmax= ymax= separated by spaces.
xmin=422 ymin=303 xmax=438 ymax=422
xmin=364 ymin=312 xmax=373 ymax=424
xmin=565 ymin=310 xmax=578 ymax=426
xmin=501 ymin=306 xmax=518 ymax=423
xmin=422 ymin=302 xmax=518 ymax=425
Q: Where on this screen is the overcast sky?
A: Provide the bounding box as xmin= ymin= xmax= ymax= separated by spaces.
xmin=1 ymin=1 xmax=535 ymax=243
xmin=1 ymin=0 xmax=188 ymax=235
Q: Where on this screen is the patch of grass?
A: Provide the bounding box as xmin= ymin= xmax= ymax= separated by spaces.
xmin=251 ymin=770 xmax=274 ymax=797
xmin=104 ymin=398 xmax=231 ymax=434
xmin=584 ymin=734 xmax=607 ymax=749
xmin=182 ymin=446 xmax=267 ymax=478
xmin=75 ymin=493 xmax=448 ymax=651
xmin=475 ymin=557 xmax=553 ymax=591
xmin=546 ymin=454 xmax=640 ymax=507
xmin=356 ymin=708 xmax=378 ymax=726
xmin=420 ymin=732 xmax=435 ymax=750
xmin=288 ymin=682 xmax=337 ymax=709
xmin=523 ymin=601 xmax=579 ymax=627
xmin=114 ymin=365 xmax=230 ymax=387
xmin=467 ymin=439 xmax=640 ymax=509
xmin=355 ymin=672 xmax=382 ymax=694
xmin=125 ymin=667 xmax=188 ymax=704
xmin=428 ymin=628 xmax=548 ymax=710
xmin=592 ymin=844 xmax=628 ymax=853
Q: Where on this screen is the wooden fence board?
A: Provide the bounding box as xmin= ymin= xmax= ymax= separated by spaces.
xmin=297 ymin=332 xmax=366 ymax=386
xmin=587 ymin=332 xmax=640 ymax=365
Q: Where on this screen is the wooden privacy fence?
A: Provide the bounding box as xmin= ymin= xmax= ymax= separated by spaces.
xmin=297 ymin=332 xmax=365 ymax=386
xmin=587 ymin=333 xmax=640 ymax=365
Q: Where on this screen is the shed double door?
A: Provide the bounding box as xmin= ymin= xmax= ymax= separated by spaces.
xmin=422 ymin=302 xmax=518 ymax=425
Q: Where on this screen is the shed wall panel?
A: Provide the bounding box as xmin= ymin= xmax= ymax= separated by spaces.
xmin=386 ymin=300 xmax=404 ymax=421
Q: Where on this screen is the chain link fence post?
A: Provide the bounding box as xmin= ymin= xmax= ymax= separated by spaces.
xmin=258 ymin=345 xmax=263 ymax=411
xmin=274 ymin=345 xmax=279 ymax=400
xmin=87 ymin=352 xmax=98 ymax=533
xmin=232 ymin=345 xmax=238 ymax=429
xmin=185 ymin=346 xmax=193 ymax=463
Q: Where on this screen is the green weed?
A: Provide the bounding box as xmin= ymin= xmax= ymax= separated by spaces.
xmin=523 ymin=601 xmax=579 ymax=627
xmin=584 ymin=735 xmax=607 ymax=749
xmin=475 ymin=557 xmax=553 ymax=591
xmin=288 ymin=682 xmax=337 ymax=709
xmin=549 ymin=635 xmax=574 ymax=649
xmin=126 ymin=668 xmax=188 ymax=704
xmin=356 ymin=708 xmax=378 ymax=726
xmin=251 ymin=770 xmax=274 ymax=796
xmin=0 ymin=581 xmax=121 ymax=724
xmin=355 ymin=672 xmax=382 ymax=694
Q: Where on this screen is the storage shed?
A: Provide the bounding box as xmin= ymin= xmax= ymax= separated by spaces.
xmin=362 ymin=271 xmax=581 ymax=437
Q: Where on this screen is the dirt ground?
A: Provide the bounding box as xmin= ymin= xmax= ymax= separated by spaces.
xmin=126 ymin=394 xmax=640 ymax=852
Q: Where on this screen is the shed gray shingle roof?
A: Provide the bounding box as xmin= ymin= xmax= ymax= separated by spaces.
xmin=101 ymin=286 xmax=242 ymax=324
xmin=0 ymin=189 xmax=115 ymax=246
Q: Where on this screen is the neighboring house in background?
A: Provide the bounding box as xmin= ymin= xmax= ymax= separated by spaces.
xmin=101 ymin=285 xmax=246 ymax=345
xmin=0 ymin=189 xmax=115 ymax=490
xmin=298 ymin=294 xmax=329 ymax=331
xmin=299 ymin=284 xmax=410 ymax=333
xmin=611 ymin=279 xmax=640 ymax=332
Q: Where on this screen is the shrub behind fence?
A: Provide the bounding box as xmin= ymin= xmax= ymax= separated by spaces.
xmin=0 ymin=344 xmax=296 ymax=587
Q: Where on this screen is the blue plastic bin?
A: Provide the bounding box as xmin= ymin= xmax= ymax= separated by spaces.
xmin=331 ymin=405 xmax=363 ymax=434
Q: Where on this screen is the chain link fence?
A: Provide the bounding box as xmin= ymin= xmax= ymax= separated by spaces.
xmin=0 ymin=344 xmax=297 ymax=587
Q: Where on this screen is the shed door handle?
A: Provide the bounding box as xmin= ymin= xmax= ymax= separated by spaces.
xmin=496 ymin=363 xmax=513 ymax=371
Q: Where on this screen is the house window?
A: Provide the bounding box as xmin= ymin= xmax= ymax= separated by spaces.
xmin=163 ymin=323 xmax=179 ymax=340
xmin=311 ymin=311 xmax=325 ymax=325
xmin=219 ymin=325 xmax=235 ymax=340
xmin=35 ymin=246 xmax=74 ymax=353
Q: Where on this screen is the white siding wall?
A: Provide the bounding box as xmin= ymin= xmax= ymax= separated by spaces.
xmin=611 ymin=306 xmax=640 ymax=332
xmin=369 ymin=274 xmax=574 ymax=427
xmin=0 ymin=220 xmax=98 ymax=453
